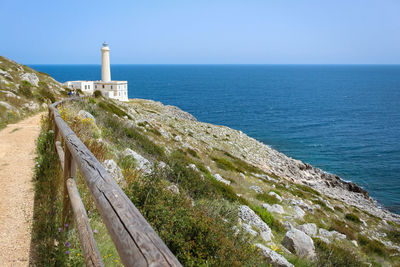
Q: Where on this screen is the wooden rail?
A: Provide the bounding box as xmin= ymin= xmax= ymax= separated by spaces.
xmin=49 ymin=98 xmax=181 ymax=267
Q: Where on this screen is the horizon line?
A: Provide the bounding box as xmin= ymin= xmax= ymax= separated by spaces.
xmin=27 ymin=63 xmax=400 ymax=66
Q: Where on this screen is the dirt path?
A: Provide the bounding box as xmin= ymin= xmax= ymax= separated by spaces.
xmin=0 ymin=113 xmax=43 ymax=266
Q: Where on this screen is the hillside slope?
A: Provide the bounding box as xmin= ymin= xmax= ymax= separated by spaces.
xmin=0 ymin=56 xmax=65 ymax=128
xmin=53 ymin=96 xmax=400 ymax=266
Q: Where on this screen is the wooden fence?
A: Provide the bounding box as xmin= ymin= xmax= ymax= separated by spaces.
xmin=49 ymin=98 xmax=182 ymax=267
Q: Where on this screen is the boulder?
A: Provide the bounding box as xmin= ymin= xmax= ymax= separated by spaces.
xmin=293 ymin=206 xmax=305 ymax=218
xmin=238 ymin=205 xmax=274 ymax=242
xmin=318 ymin=228 xmax=346 ymax=240
xmin=269 ymin=191 xmax=282 ymax=202
xmin=255 ymin=243 xmax=294 ymax=267
xmin=103 ymin=159 xmax=124 ymax=184
xmin=282 ymin=229 xmax=316 ymax=260
xmin=20 ymin=72 xmax=39 ymax=86
xmin=239 ymin=173 xmax=246 ymax=179
xmin=78 ymin=110 xmax=96 ymax=123
xmin=123 ymin=148 xmax=153 ymax=174
xmin=214 ymin=174 xmax=231 ymax=185
xmin=296 ymin=223 xmax=317 ymax=237
xmin=262 ymin=203 xmax=285 ymax=214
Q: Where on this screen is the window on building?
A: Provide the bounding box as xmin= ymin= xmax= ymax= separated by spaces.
xmin=111 ymin=86 xmax=113 ymax=89
xmin=102 ymin=85 xmax=104 ymax=88
xmin=95 ymin=85 xmax=97 ymax=89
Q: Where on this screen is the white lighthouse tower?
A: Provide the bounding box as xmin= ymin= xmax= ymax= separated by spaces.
xmin=101 ymin=42 xmax=111 ymax=82
xmin=64 ymin=42 xmax=129 ymax=101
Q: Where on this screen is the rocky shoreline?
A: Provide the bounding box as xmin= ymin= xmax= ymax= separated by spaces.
xmin=123 ymin=98 xmax=400 ymax=224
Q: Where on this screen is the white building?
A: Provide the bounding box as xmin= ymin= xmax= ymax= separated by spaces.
xmin=64 ymin=42 xmax=128 ymax=101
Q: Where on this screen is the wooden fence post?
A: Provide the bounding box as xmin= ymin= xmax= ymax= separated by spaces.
xmin=62 ymin=146 xmax=77 ymax=224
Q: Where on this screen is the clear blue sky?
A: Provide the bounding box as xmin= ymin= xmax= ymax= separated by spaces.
xmin=1 ymin=0 xmax=399 ymax=64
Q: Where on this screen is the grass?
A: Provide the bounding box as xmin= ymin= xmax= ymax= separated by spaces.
xmin=328 ymin=218 xmax=357 ymax=240
xmin=250 ymin=205 xmax=286 ymax=233
xmin=314 ymin=238 xmax=363 ymax=267
xmin=98 ymin=100 xmax=132 ymax=119
xmin=358 ymin=235 xmax=385 ymax=256
xmin=255 ymin=192 xmax=280 ymax=204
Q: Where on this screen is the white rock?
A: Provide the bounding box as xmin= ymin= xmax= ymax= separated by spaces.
xmin=240 ymin=173 xmax=246 ymax=179
xmin=78 ymin=110 xmax=96 ymax=123
xmin=282 ymin=229 xmax=316 ymax=260
xmin=0 ymin=90 xmax=19 ymax=98
xmin=318 ymin=228 xmax=346 ymax=240
xmin=123 ymin=148 xmax=153 ymax=174
xmin=255 ymin=243 xmax=294 ymax=267
xmin=351 ymin=240 xmax=358 ymax=247
xmin=167 ymin=184 xmax=180 ymax=194
xmin=214 ymin=174 xmax=231 ymax=185
xmin=293 ymin=206 xmax=305 ymax=218
xmin=262 ymin=203 xmax=285 ymax=214
xmin=0 ymin=101 xmax=16 ymax=111
xmin=20 ymin=72 xmax=39 ymax=86
xmin=242 ymin=223 xmax=258 ymax=236
xmin=103 ymin=159 xmax=124 ymax=184
xmin=0 ymin=69 xmax=12 ymax=79
xmin=269 ymin=191 xmax=282 ymax=202
xmin=157 ymin=161 xmax=168 ymax=169
xmin=296 ymin=223 xmax=317 ymax=237
xmin=238 ymin=205 xmax=274 ymax=242
xmin=250 ymin=185 xmax=263 ymax=194
xmin=174 ymin=135 xmax=182 ymax=142
xmin=187 ymin=163 xmax=198 ymax=172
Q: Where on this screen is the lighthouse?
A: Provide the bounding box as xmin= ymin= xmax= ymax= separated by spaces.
xmin=64 ymin=42 xmax=129 ymax=101
xmin=101 ymin=42 xmax=111 ymax=82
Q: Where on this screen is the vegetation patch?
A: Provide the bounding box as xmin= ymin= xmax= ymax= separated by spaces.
xmin=251 ymin=205 xmax=286 ymax=233
xmin=345 ymin=213 xmax=361 ymax=223
xmin=124 ymin=173 xmax=263 ymax=266
xmin=314 ymin=238 xmax=362 ymax=267
xmin=255 ymin=192 xmax=280 ymax=205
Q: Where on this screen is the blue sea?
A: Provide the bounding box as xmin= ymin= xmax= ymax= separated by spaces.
xmin=30 ymin=64 xmax=400 ymax=214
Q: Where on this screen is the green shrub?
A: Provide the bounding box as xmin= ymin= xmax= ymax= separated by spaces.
xmin=93 ymin=90 xmax=103 ymax=98
xmin=120 ymin=155 xmax=136 ymax=170
xmin=345 ymin=213 xmax=361 ymax=223
xmin=314 ymin=238 xmax=362 ymax=267
xmin=125 ymin=174 xmax=263 ymax=266
xmin=19 ymin=80 xmax=33 ymax=98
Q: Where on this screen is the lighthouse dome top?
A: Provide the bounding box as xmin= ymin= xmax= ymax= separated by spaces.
xmin=102 ymin=42 xmax=108 ymax=47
